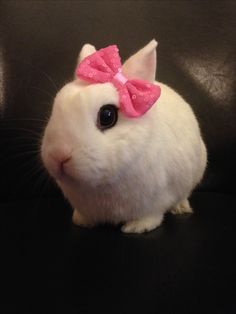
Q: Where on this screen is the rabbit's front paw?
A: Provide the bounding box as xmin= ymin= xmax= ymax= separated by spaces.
xmin=121 ymin=214 xmax=163 ymax=234
xmin=72 ymin=210 xmax=94 ymax=228
xmin=171 ymin=199 xmax=193 ymax=215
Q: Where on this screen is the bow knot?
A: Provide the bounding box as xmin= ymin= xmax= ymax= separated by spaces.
xmin=76 ymin=45 xmax=161 ymax=118
xmin=112 ymin=71 xmax=128 ymax=85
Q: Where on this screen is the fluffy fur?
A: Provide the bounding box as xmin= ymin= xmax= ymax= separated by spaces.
xmin=41 ymin=40 xmax=207 ymax=233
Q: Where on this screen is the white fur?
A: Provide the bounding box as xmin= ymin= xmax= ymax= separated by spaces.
xmin=41 ymin=40 xmax=207 ymax=233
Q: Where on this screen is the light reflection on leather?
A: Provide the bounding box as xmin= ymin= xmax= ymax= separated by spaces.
xmin=176 ymin=52 xmax=235 ymax=105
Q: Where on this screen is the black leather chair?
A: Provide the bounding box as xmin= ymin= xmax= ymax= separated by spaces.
xmin=1 ymin=1 xmax=236 ymax=313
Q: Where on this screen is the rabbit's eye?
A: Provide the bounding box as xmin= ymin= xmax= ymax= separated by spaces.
xmin=98 ymin=104 xmax=118 ymax=130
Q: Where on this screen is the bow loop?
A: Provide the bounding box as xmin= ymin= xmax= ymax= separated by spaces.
xmin=76 ymin=45 xmax=161 ymax=117
xmin=120 ymin=79 xmax=161 ymax=117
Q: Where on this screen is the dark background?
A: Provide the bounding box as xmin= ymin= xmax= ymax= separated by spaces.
xmin=0 ymin=1 xmax=236 ymax=313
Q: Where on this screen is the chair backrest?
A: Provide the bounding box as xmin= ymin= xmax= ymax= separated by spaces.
xmin=0 ymin=1 xmax=235 ymax=200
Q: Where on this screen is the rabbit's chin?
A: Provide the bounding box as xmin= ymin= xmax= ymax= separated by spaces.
xmin=56 ymin=166 xmax=115 ymax=190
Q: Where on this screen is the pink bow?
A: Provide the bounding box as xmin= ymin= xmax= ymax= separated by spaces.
xmin=76 ymin=45 xmax=161 ymax=118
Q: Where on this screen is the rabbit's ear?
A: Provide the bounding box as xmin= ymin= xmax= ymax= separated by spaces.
xmin=122 ymin=39 xmax=158 ymax=82
xmin=77 ymin=44 xmax=96 ymax=66
xmin=74 ymin=44 xmax=96 ymax=79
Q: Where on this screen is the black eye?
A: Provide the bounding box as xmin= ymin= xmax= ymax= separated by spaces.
xmin=98 ymin=104 xmax=118 ymax=130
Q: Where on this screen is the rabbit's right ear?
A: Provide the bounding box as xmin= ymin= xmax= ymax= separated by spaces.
xmin=78 ymin=44 xmax=96 ymax=63
xmin=75 ymin=44 xmax=96 ymax=75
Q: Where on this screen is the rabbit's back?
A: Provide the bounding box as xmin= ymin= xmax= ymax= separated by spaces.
xmin=149 ymin=82 xmax=207 ymax=200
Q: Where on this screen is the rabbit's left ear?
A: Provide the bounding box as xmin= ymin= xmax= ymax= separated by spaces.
xmin=122 ymin=39 xmax=157 ymax=82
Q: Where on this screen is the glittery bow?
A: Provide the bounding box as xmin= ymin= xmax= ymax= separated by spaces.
xmin=76 ymin=45 xmax=161 ymax=118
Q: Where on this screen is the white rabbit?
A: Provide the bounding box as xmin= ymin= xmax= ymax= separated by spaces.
xmin=41 ymin=40 xmax=207 ymax=233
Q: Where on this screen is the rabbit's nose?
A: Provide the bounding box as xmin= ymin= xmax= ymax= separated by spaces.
xmin=51 ymin=153 xmax=71 ymax=172
xmin=42 ymin=146 xmax=72 ymax=179
xmin=51 ymin=151 xmax=72 ymax=177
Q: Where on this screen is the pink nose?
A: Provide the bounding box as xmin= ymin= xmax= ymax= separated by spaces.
xmin=43 ymin=148 xmax=72 ymax=179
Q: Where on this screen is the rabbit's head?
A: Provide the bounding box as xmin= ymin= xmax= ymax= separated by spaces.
xmin=41 ymin=40 xmax=160 ymax=187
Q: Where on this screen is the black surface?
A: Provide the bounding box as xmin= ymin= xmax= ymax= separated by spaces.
xmin=1 ymin=1 xmax=236 ymax=313
xmin=1 ymin=192 xmax=236 ymax=313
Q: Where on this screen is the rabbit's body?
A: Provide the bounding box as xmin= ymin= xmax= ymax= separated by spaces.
xmin=59 ymin=81 xmax=206 ymax=231
xmin=41 ymin=40 xmax=207 ymax=233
